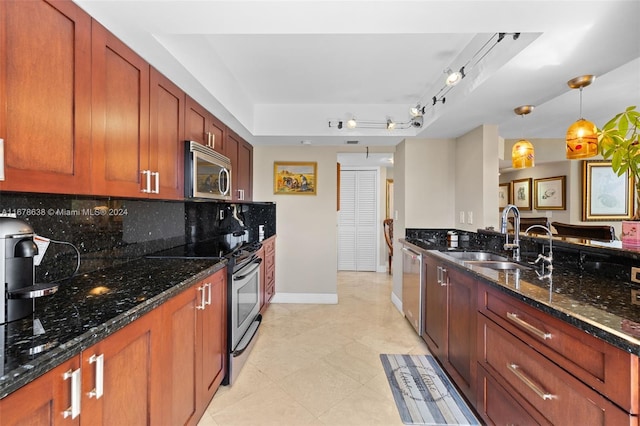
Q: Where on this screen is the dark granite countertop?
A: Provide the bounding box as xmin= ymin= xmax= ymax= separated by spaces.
xmin=400 ymin=238 xmax=640 ymax=356
xmin=0 ymin=257 xmax=226 ymax=398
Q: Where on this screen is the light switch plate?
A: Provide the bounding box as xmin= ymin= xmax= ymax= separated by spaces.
xmin=459 ymin=211 xmax=465 ymax=223
xmin=467 ymin=211 xmax=473 ymax=224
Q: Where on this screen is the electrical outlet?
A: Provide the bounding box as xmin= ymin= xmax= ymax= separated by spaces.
xmin=632 ymin=267 xmax=640 ymax=284
xmin=459 ymin=211 xmax=465 ymax=224
xmin=467 ymin=211 xmax=473 ymax=224
xmin=632 ymin=289 xmax=640 ymax=306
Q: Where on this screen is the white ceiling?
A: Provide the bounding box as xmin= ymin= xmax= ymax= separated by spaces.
xmin=74 ymin=0 xmax=640 ymax=151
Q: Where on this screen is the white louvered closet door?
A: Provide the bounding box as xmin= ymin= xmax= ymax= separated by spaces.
xmin=338 ymin=169 xmax=377 ymax=271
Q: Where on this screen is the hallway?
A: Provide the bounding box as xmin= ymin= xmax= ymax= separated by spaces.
xmin=198 ymin=271 xmax=429 ymax=425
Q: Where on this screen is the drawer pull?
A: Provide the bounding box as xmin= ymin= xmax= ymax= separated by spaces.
xmin=88 ymin=353 xmax=104 ymax=399
xmin=62 ymin=368 xmax=81 ymax=419
xmin=508 ymin=363 xmax=555 ymax=401
xmin=507 ymin=312 xmax=552 ymax=340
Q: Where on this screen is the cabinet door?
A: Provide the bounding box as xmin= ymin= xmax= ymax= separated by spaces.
xmin=0 ymin=356 xmax=81 ymax=426
xmin=90 ymin=20 xmax=150 ymax=197
xmin=158 ymin=284 xmax=200 ymax=426
xmin=422 ymin=256 xmax=447 ymax=358
xmin=446 ymin=267 xmax=476 ymax=402
xmin=0 ymin=0 xmax=91 ymax=194
xmin=184 ymin=97 xmax=226 ymax=155
xmin=199 ymin=269 xmax=227 ymax=409
xmin=185 ymin=96 xmax=208 ymax=146
xmin=81 ymin=310 xmax=158 ymax=426
xmin=149 ymin=67 xmax=185 ymax=199
xmin=226 ymin=131 xmax=253 ymax=201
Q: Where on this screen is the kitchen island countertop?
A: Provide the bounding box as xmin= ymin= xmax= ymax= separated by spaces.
xmin=401 ymin=238 xmax=640 ymax=356
xmin=0 ymin=256 xmax=226 ymax=398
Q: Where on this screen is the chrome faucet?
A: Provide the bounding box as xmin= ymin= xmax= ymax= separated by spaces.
xmin=525 ymin=224 xmax=553 ymax=278
xmin=500 ymin=204 xmax=520 ymax=261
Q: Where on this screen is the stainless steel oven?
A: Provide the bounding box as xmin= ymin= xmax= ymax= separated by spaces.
xmin=224 ymin=246 xmax=263 ymax=385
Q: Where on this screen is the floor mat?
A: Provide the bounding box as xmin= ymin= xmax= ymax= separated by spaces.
xmin=380 ymin=354 xmax=480 ymax=425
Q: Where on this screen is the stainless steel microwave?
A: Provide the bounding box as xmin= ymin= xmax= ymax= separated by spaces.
xmin=185 ymin=141 xmax=232 ymax=200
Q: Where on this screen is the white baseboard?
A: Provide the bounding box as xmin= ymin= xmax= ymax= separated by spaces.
xmin=391 ymin=290 xmax=402 ymax=314
xmin=271 ymin=292 xmax=338 ymax=304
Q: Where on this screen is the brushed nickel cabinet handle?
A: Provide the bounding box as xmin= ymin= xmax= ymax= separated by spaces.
xmin=88 ymin=353 xmax=104 ymax=399
xmin=151 ymin=171 xmax=160 ymax=194
xmin=507 ymin=363 xmax=555 ymax=401
xmin=196 ymin=286 xmax=206 ymax=310
xmin=62 ymin=368 xmax=81 ymax=419
xmin=507 ymin=312 xmax=552 ymax=340
xmin=141 ymin=170 xmax=151 ymax=193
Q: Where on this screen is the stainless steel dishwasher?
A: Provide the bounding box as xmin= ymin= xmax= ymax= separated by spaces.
xmin=402 ymin=245 xmax=423 ymax=335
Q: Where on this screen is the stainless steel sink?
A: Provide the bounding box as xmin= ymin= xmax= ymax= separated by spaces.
xmin=463 ymin=260 xmax=529 ymax=270
xmin=445 ymin=251 xmax=508 ymax=262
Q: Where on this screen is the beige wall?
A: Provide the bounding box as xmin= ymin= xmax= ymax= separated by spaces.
xmin=253 ymin=146 xmax=339 ymax=303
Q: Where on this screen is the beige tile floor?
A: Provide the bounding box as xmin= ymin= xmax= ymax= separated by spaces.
xmin=198 ymin=271 xmax=430 ymax=426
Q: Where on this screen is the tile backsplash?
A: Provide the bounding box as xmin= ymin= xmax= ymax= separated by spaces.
xmin=0 ymin=192 xmax=275 ymax=282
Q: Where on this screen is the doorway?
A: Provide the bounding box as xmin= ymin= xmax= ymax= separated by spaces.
xmin=337 ymin=168 xmax=378 ymax=271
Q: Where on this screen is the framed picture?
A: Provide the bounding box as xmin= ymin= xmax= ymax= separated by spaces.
xmin=534 ymin=176 xmax=566 ymax=210
xmin=582 ymin=160 xmax=634 ymax=220
xmin=274 ymin=161 xmax=317 ymax=195
xmin=498 ymin=182 xmax=511 ymax=210
xmin=511 ymin=178 xmax=532 ymax=211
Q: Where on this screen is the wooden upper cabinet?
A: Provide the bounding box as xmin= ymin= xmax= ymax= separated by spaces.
xmin=226 ymin=130 xmax=253 ymax=201
xmin=149 ymin=68 xmax=185 ymax=199
xmin=0 ymin=0 xmax=92 ymax=194
xmin=90 ymin=19 xmax=150 ymax=197
xmin=185 ymin=96 xmax=226 ymax=155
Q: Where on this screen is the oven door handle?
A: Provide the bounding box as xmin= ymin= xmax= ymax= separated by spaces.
xmin=232 ymin=314 xmax=262 ymax=357
xmin=234 ymin=258 xmax=263 ymax=280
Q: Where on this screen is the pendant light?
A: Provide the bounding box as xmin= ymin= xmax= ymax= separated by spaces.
xmin=512 ymin=105 xmax=535 ymax=169
xmin=566 ymin=75 xmax=598 ymax=159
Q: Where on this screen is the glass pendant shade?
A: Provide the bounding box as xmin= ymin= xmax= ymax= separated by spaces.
xmin=566 ymin=118 xmax=598 ymax=159
xmin=512 ymin=139 xmax=535 ymax=169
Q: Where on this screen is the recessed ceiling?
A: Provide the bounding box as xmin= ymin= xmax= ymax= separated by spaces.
xmin=74 ymin=0 xmax=640 ymax=148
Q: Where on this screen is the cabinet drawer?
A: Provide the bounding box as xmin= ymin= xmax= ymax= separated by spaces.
xmin=265 ymin=282 xmax=275 ymax=302
xmin=266 ymin=265 xmax=275 ymax=284
xmin=264 ymin=238 xmax=275 ymax=255
xmin=478 ymin=283 xmax=637 ymax=413
xmin=477 ymin=364 xmax=548 ymax=426
xmin=479 ymin=315 xmax=632 ymax=426
xmin=265 ymin=254 xmax=275 ymax=270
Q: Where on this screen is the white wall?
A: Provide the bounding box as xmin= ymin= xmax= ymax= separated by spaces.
xmin=253 ymin=146 xmax=339 ymax=303
xmin=455 ymin=125 xmax=500 ymax=231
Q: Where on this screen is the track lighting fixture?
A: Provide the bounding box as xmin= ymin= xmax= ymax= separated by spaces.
xmin=444 ymin=68 xmax=464 ymax=86
xmin=386 ymin=119 xmax=396 ymax=130
xmin=330 ymin=32 xmax=521 ymax=133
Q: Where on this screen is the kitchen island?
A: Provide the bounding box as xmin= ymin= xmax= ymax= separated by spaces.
xmin=402 ymin=229 xmax=640 ymax=425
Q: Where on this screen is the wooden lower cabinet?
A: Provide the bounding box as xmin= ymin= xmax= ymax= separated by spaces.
xmin=477 ymin=314 xmax=633 ymax=425
xmin=80 ymin=310 xmax=161 ymax=425
xmin=422 ymin=256 xmax=476 ymax=402
xmin=158 ymin=268 xmax=227 ymax=426
xmin=1 ymin=269 xmax=227 ymax=425
xmin=422 ymin=255 xmax=447 ymax=359
xmin=263 ymin=237 xmax=276 ymax=308
xmin=445 ymin=267 xmax=476 ymax=402
xmin=0 ymin=356 xmax=82 ymax=425
xmin=0 ymin=309 xmax=160 ymax=426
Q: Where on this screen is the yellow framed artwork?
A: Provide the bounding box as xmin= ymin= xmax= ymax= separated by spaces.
xmin=274 ymin=161 xmax=317 ymax=195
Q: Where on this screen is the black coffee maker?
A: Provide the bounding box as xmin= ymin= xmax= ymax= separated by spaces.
xmin=1 ymin=218 xmax=57 ymax=324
